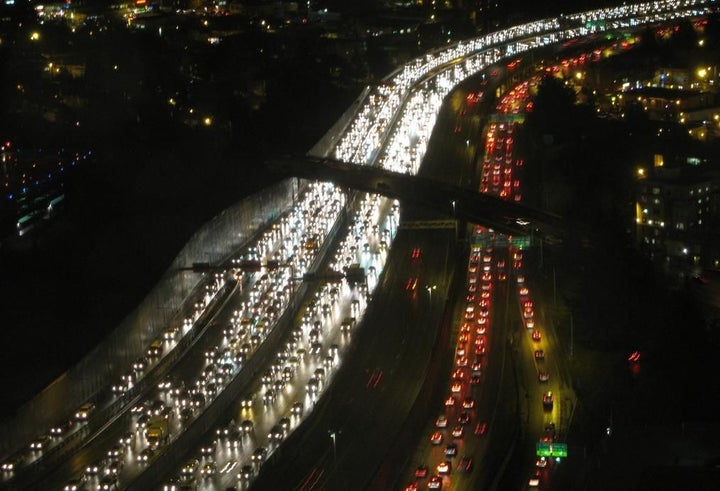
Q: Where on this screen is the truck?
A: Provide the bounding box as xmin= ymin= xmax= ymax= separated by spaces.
xmin=145 ymin=416 xmax=169 ymax=447
xmin=147 ymin=339 xmax=164 ymax=358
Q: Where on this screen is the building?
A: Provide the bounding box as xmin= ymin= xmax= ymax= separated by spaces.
xmin=635 ymin=162 xmax=720 ymax=270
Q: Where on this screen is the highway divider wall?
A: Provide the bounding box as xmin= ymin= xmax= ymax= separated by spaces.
xmin=0 ymin=178 xmax=302 ymax=458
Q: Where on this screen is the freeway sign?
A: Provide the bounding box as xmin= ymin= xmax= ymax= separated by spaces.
xmin=536 ymin=442 xmax=568 ymax=458
xmin=472 ymin=234 xmax=530 ymax=249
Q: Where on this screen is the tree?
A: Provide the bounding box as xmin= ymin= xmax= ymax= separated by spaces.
xmin=526 ymin=74 xmax=576 ymax=136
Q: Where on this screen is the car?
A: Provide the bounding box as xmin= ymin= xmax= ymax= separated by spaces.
xmin=201 ymin=462 xmax=217 ymax=477
xmin=251 ymin=447 xmax=268 ymax=464
xmin=437 ymin=460 xmax=451 ymax=475
xmin=118 ymin=432 xmax=134 ymax=446
xmin=269 ymin=425 xmax=284 ymax=442
xmin=84 ymin=460 xmax=102 ymax=477
xmin=1 ymin=454 xmax=25 ymax=473
xmin=162 ymin=477 xmax=181 ymax=491
xmin=543 ymin=391 xmax=554 ymax=407
xmin=457 ymin=412 xmax=470 ymax=425
xmin=532 ymin=330 xmax=541 ymax=341
xmin=30 ymin=434 xmax=50 ymax=451
xmin=50 ymin=420 xmax=75 ymax=437
xmin=291 ymin=401 xmax=304 ymax=417
xmin=538 ymin=371 xmax=550 ymax=382
xmin=534 ymin=350 xmax=545 ymax=360
xmin=450 ymin=382 xmax=462 ymax=393
xmin=462 ymin=397 xmax=475 ymax=409
xmin=445 ymin=396 xmax=457 ymax=407
xmin=528 ymin=474 xmax=540 ymax=487
xmin=74 ymin=402 xmax=96 ymax=422
xmin=471 ymin=374 xmax=482 ymax=385
xmin=435 ymin=415 xmax=448 ymax=428
xmin=445 ymin=443 xmax=458 ymax=457
xmin=181 ymin=458 xmax=200 ymax=476
xmin=106 ymin=459 xmax=123 ymax=476
xmin=430 ymin=431 xmax=443 ymax=445
xmin=536 ymin=456 xmax=548 ymax=468
xmin=107 ymin=444 xmax=125 ymax=459
xmin=132 ymin=356 xmax=149 ymax=373
xmin=457 ymin=456 xmax=473 ymax=473
xmin=239 ymin=464 xmax=254 ymax=481
xmin=98 ymin=475 xmax=117 ymax=490
xmin=525 ymin=318 xmax=535 ymax=329
xmin=519 ymin=286 xmax=529 ymax=296
xmin=474 ymin=421 xmax=488 ymax=435
xmin=405 ymin=483 xmax=419 ymax=491
xmin=545 ymin=422 xmax=556 ymax=438
xmin=415 ymin=464 xmax=429 ymax=478
xmin=63 ymin=477 xmax=86 ymax=491
xmin=428 ymin=475 xmax=443 ymax=489
xmin=138 ymin=447 xmax=155 ymax=463
xmin=451 ymin=425 xmax=464 ymax=438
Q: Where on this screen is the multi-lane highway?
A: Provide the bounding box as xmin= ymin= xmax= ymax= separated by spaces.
xmin=0 ymin=2 xmax=712 ymax=489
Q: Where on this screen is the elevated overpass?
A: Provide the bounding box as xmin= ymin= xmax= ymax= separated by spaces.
xmin=268 ymin=156 xmax=563 ymax=238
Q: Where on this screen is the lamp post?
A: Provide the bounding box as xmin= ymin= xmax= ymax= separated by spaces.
xmin=426 ymin=284 xmax=437 ymax=304
xmin=329 ymin=430 xmax=339 ymax=460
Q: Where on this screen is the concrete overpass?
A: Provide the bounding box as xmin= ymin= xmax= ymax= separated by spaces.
xmin=268 ymin=156 xmax=563 ymax=238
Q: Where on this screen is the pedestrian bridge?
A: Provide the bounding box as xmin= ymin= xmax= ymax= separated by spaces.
xmin=268 ymin=156 xmax=563 ymax=238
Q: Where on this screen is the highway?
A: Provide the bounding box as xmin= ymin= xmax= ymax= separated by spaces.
xmin=0 ymin=2 xmax=709 ymax=489
xmin=27 ymin=182 xmax=352 ymax=490
xmin=249 ymin=222 xmax=458 ymax=490
xmin=152 ymin=192 xmax=405 ymax=490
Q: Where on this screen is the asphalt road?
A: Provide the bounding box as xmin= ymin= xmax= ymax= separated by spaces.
xmin=249 ymin=225 xmax=457 ymax=490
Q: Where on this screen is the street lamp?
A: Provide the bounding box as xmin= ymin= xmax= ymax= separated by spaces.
xmin=426 ymin=284 xmax=437 ymax=303
xmin=329 ymin=430 xmax=339 ymax=460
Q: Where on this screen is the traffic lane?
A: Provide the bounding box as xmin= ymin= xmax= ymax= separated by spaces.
xmin=42 ymin=289 xmax=252 ymax=489
xmin=203 ymin=279 xmax=377 ymax=490
xmin=249 ymin=228 xmax=454 ymax=490
xmin=396 ymin=243 xmax=515 ymax=490
xmin=465 ymin=247 xmax=517 ymax=491
xmin=514 ymin=313 xmax=562 ymax=490
xmin=319 ymin=228 xmax=455 ymax=489
xmin=417 ymin=79 xmax=483 ymax=188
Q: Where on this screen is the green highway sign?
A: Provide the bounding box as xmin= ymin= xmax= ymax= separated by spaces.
xmin=536 ymin=442 xmax=568 ymax=458
xmin=471 ymin=235 xmax=530 ymax=248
